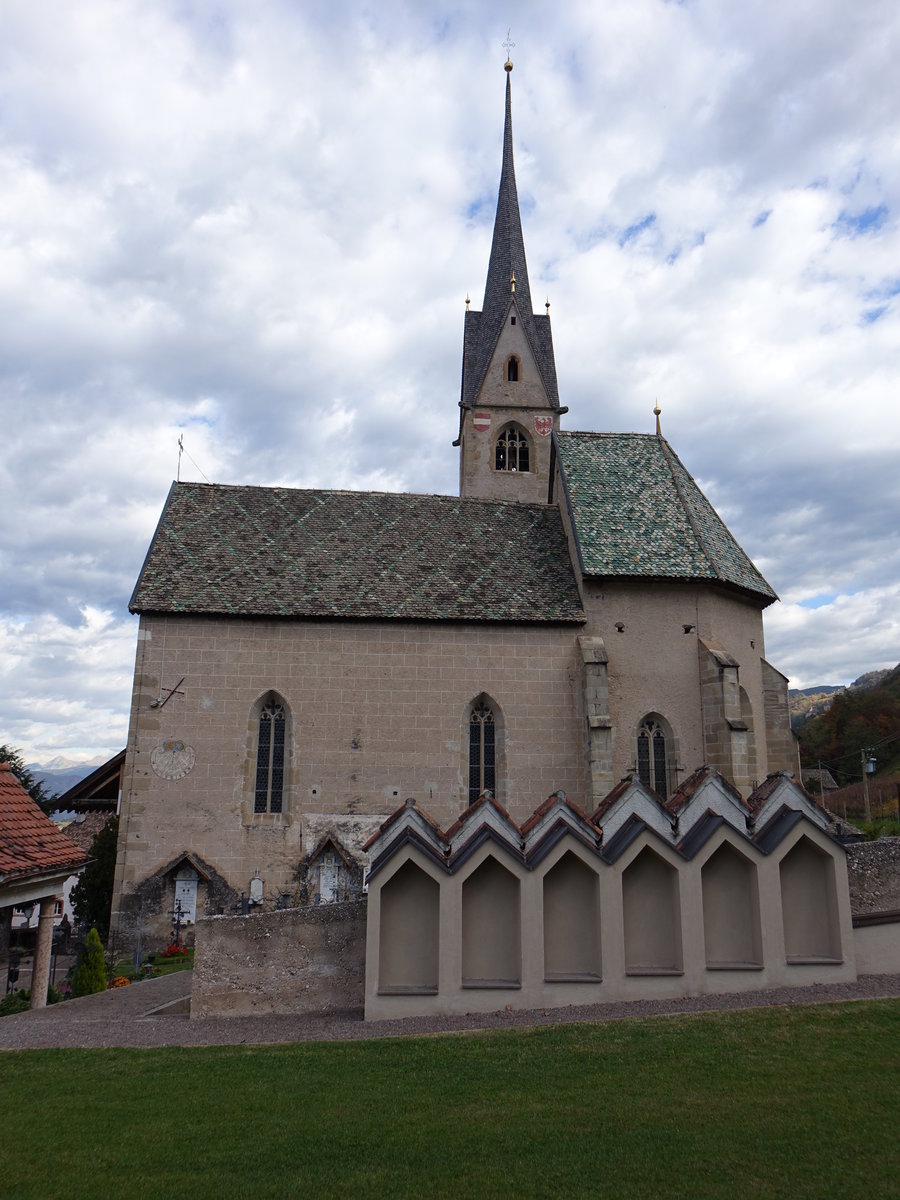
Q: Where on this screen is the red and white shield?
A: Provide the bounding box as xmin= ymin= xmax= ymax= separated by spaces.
xmin=533 ymin=415 xmax=553 ymax=438
xmin=473 ymin=411 xmax=491 ymax=434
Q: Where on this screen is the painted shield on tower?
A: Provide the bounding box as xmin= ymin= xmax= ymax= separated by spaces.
xmin=473 ymin=411 xmax=491 ymax=434
xmin=533 ymin=415 xmax=553 ymax=438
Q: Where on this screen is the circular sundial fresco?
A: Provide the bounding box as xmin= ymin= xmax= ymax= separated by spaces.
xmin=150 ymin=739 xmax=196 ymax=781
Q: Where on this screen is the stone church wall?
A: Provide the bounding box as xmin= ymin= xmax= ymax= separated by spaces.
xmin=579 ymin=581 xmax=771 ymax=791
xmin=111 ymin=613 xmax=587 ymax=943
xmin=459 ymin=307 xmax=557 ymax=505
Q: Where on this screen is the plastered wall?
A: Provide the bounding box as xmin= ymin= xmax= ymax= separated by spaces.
xmin=365 ymin=821 xmax=856 ymax=1020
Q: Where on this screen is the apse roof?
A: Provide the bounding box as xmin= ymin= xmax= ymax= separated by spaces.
xmin=556 ymin=431 xmax=777 ymax=604
xmin=130 ymin=483 xmax=585 ymax=623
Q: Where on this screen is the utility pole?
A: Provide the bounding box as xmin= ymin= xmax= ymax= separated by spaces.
xmin=861 ymin=748 xmax=877 ymax=823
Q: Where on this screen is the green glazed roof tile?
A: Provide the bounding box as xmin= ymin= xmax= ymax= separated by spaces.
xmin=556 ymin=431 xmax=776 ymax=603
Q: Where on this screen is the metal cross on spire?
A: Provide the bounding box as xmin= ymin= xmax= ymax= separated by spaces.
xmin=503 ymin=29 xmax=515 ymax=67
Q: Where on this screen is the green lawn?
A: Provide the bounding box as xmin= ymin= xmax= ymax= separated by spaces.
xmin=2 ymin=1000 xmax=899 ymax=1199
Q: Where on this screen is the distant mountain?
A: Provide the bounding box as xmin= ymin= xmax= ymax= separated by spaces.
xmin=26 ymin=757 xmax=107 ymax=800
xmin=790 ymin=669 xmax=893 ymax=729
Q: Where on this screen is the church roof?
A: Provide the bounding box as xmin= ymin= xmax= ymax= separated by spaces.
xmin=556 ymin=431 xmax=777 ymax=604
xmin=461 ymin=70 xmax=559 ymax=412
xmin=130 ymin=482 xmax=585 ymax=623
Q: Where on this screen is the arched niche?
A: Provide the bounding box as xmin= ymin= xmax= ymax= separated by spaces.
xmin=461 ymin=855 xmax=521 ymax=987
xmin=378 ymin=861 xmax=440 ymax=995
xmin=622 ymin=847 xmax=683 ymax=974
xmin=779 ymin=837 xmax=842 ymax=963
xmin=543 ymin=851 xmax=601 ymax=981
xmin=701 ymin=842 xmax=762 ymax=968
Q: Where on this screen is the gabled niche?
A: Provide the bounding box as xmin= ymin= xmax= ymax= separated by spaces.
xmin=378 ymin=861 xmax=439 ymax=995
xmin=779 ymin=837 xmax=842 ymax=964
xmin=461 ymin=856 xmax=521 ymax=987
xmin=543 ymin=852 xmax=601 ymax=981
xmin=622 ymin=847 xmax=683 ymax=975
xmin=701 ymin=842 xmax=762 ymax=969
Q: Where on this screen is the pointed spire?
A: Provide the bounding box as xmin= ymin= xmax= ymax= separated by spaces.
xmin=482 ymin=68 xmax=533 ymax=322
xmin=458 ymin=65 xmax=560 ymax=417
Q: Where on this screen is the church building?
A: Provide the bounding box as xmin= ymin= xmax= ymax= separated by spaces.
xmin=111 ymin=62 xmax=856 ymax=1015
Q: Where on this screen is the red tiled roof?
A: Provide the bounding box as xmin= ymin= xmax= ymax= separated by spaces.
xmin=362 ymin=798 xmax=447 ymax=852
xmin=0 ymin=763 xmax=88 ymax=884
xmin=590 ymin=777 xmax=635 ymax=823
xmin=747 ymin=771 xmax=829 ymax=819
xmin=519 ymin=791 xmax=598 ymax=836
xmin=667 ymin=765 xmax=747 ymax=814
xmin=443 ymin=792 xmax=520 ymax=841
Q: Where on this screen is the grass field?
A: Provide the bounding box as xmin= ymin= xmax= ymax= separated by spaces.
xmin=2 ymin=1000 xmax=899 ymax=1199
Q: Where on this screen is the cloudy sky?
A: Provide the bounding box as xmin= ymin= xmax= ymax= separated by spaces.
xmin=1 ymin=0 xmax=898 ymax=765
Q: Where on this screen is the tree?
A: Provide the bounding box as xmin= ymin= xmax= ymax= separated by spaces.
xmin=798 ymin=672 xmax=900 ymax=784
xmin=74 ymin=928 xmax=107 ymax=996
xmin=0 ymin=745 xmax=57 ymax=813
xmin=70 ymin=817 xmax=119 ymax=942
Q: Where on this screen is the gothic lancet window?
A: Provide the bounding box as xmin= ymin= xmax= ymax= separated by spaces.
xmin=506 ymin=356 xmax=519 ymax=381
xmin=636 ymin=716 xmax=670 ymax=801
xmin=495 ymin=424 xmax=530 ymax=473
xmin=255 ymin=697 xmax=286 ymax=813
xmin=469 ymin=700 xmax=496 ymax=804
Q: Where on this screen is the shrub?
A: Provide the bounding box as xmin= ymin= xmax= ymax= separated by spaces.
xmin=73 ymin=928 xmax=108 ymax=997
xmin=0 ymin=984 xmax=62 ymax=1016
xmin=0 ymin=991 xmax=31 ymax=1017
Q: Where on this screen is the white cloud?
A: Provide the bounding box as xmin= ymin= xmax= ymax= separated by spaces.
xmin=0 ymin=607 xmax=135 ymax=761
xmin=1 ymin=0 xmax=899 ymax=760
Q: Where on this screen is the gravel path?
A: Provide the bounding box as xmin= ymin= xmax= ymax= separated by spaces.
xmin=2 ymin=971 xmax=900 ymax=1050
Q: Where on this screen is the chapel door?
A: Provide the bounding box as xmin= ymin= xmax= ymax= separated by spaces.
xmin=174 ymin=867 xmax=199 ymax=923
xmin=319 ymin=853 xmax=338 ymax=904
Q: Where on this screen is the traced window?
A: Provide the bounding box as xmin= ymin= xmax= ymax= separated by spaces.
xmin=636 ymin=715 xmax=671 ymax=801
xmin=506 ymin=356 xmax=519 ymax=382
xmin=495 ymin=424 xmax=530 ymax=473
xmin=255 ymin=696 xmax=287 ymax=813
xmin=469 ymin=699 xmax=496 ymax=804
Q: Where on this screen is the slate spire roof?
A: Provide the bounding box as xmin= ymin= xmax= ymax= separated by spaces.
xmin=461 ymin=67 xmax=559 ymax=412
xmin=555 ymin=430 xmax=777 ymax=605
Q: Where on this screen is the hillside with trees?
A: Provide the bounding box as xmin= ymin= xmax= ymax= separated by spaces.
xmin=797 ymin=664 xmax=900 ymax=785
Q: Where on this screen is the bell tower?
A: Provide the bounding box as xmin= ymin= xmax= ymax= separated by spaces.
xmin=455 ymin=59 xmax=565 ymax=503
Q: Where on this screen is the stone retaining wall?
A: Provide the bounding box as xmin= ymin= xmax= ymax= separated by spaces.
xmin=846 ymin=839 xmax=900 ymax=915
xmin=191 ymin=899 xmax=366 ymax=1018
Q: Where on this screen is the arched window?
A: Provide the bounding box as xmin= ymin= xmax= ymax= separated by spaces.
xmin=495 ymin=424 xmax=530 ymax=473
xmin=254 ymin=695 xmax=287 ymax=813
xmin=469 ymin=699 xmax=496 ymax=804
xmin=636 ymin=715 xmax=671 ymax=801
xmin=506 ymin=356 xmax=519 ymax=382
